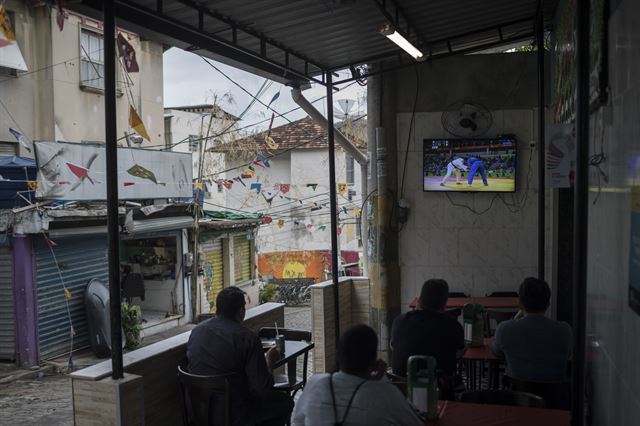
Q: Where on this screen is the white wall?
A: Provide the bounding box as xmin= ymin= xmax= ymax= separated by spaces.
xmin=389 ymin=52 xmax=549 ymax=311
xmin=397 ymin=110 xmax=542 ymax=309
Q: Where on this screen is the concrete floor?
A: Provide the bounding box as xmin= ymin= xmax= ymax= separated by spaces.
xmin=0 ymin=306 xmax=312 ymax=425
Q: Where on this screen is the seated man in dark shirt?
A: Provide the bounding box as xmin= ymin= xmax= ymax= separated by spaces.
xmin=391 ymin=279 xmax=464 ymax=388
xmin=491 ymin=277 xmax=572 ymax=382
xmin=187 ymin=286 xmax=293 ymax=426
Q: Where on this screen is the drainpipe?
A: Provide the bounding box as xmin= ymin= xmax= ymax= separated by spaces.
xmin=291 ymin=88 xmax=369 ymax=273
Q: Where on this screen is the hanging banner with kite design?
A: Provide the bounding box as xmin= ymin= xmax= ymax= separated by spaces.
xmin=33 ymin=141 xmax=192 ymax=200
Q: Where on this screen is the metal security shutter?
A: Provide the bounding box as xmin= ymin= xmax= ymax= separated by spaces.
xmin=35 ymin=235 xmax=108 ymax=359
xmin=233 ymin=235 xmax=251 ymax=284
xmin=201 ymin=235 xmax=223 ymax=314
xmin=0 ymin=246 xmax=14 ymax=360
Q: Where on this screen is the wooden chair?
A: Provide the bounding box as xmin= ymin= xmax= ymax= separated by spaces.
xmin=503 ymin=376 xmax=571 ymax=410
xmin=177 ymin=363 xmax=234 ymax=426
xmin=460 ymin=390 xmax=545 ymax=408
xmin=258 ymin=327 xmax=311 ymax=397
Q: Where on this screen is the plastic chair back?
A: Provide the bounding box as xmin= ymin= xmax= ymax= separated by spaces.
xmin=460 ymin=390 xmax=545 ymax=408
xmin=177 ymin=364 xmax=234 ymax=426
xmin=504 ymin=376 xmax=571 ymax=410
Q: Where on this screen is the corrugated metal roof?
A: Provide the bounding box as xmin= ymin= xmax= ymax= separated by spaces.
xmin=72 ymin=0 xmax=557 ymax=83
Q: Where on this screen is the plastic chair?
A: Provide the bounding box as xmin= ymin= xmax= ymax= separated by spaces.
xmin=460 ymin=390 xmax=545 ymax=408
xmin=258 ymin=327 xmax=312 ymax=397
xmin=503 ymin=376 xmax=571 ymax=410
xmin=177 ymin=363 xmax=234 ymax=426
xmin=484 ymin=310 xmax=517 ymax=337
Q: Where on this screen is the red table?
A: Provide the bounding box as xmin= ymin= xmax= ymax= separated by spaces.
xmin=426 ymin=401 xmax=570 ymax=426
xmin=409 ymin=297 xmax=519 ymax=310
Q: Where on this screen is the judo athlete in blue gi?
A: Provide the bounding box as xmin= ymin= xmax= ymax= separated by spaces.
xmin=466 ymin=157 xmax=488 ymax=186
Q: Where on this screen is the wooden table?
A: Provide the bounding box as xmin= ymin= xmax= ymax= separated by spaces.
xmin=261 ymin=339 xmax=314 ymax=386
xmin=461 ymin=338 xmax=500 ymax=389
xmin=426 ymin=401 xmax=570 ymax=426
xmin=409 ymin=297 xmax=519 ymax=310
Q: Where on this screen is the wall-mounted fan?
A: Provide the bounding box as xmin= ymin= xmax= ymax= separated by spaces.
xmin=441 ymin=100 xmax=493 ymax=137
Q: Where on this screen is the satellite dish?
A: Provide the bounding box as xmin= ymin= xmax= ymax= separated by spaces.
xmin=441 ymin=101 xmax=493 ymax=137
xmin=334 ymin=99 xmax=356 ymax=121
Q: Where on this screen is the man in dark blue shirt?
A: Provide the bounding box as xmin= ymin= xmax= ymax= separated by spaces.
xmin=391 ymin=279 xmax=464 ymax=396
xmin=187 ymin=286 xmax=293 ymax=425
xmin=466 ymin=157 xmax=488 ymax=187
xmin=491 ymin=278 xmax=572 ymax=382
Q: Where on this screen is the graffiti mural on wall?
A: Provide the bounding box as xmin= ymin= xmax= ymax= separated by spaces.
xmin=258 ymin=250 xmax=361 ymax=283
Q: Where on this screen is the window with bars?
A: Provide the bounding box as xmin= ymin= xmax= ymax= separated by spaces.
xmin=80 ymin=29 xmax=104 ymax=91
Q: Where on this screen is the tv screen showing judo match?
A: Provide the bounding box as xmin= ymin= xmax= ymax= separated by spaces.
xmin=423 ymin=138 xmax=517 ymax=192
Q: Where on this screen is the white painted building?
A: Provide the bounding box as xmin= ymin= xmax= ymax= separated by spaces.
xmin=164 ymin=104 xmax=239 ymax=207
xmin=211 ymin=116 xmax=366 ymax=282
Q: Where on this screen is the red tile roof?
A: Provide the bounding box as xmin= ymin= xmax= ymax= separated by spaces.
xmin=209 ymin=116 xmax=366 ymax=152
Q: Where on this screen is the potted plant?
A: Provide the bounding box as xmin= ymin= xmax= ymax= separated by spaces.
xmin=121 ymin=302 xmax=142 ymax=350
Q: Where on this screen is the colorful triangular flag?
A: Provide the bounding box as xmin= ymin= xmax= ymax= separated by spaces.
xmin=8 ymin=128 xmax=31 ymax=153
xmin=117 ymin=33 xmax=139 ymax=72
xmin=338 ymin=183 xmax=348 ymax=197
xmin=250 ymin=182 xmax=262 ymax=193
xmin=262 ymin=216 xmax=273 ymax=225
xmin=267 ymin=90 xmax=281 ymax=108
xmin=307 ymin=183 xmax=318 ymax=191
xmin=129 ymin=105 xmax=151 ymax=141
xmin=279 ymin=184 xmax=290 ymax=194
xmin=0 ymin=6 xmax=16 ymax=46
xmin=63 ymin=287 xmax=72 ymax=300
xmin=317 ymin=224 xmax=327 ymax=232
xmin=233 ymin=176 xmax=247 ymax=187
xmin=277 ymin=219 xmax=285 ymax=229
xmin=265 ymin=136 xmax=279 ymax=150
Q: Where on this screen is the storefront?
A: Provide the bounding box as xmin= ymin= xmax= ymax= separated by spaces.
xmin=120 ymin=228 xmax=191 ymax=335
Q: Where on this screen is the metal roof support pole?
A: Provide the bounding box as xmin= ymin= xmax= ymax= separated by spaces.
xmin=326 ymin=73 xmax=341 ymax=355
xmin=104 ymin=0 xmax=124 ymax=380
xmin=572 ymin=0 xmax=590 ymax=423
xmin=536 ymin=4 xmax=545 ymax=281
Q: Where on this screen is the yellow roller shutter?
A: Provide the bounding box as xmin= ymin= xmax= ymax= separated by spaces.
xmin=201 ymin=236 xmax=224 ymax=313
xmin=233 ymin=235 xmax=252 ymax=284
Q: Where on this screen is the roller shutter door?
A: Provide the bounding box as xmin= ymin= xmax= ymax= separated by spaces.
xmin=0 ymin=246 xmax=14 ymax=360
xmin=201 ymin=236 xmax=223 ymax=314
xmin=233 ymin=235 xmax=251 ymax=284
xmin=35 ymin=235 xmax=108 ymax=359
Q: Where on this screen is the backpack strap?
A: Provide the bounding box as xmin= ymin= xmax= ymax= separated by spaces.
xmin=329 ymin=373 xmax=367 ymax=426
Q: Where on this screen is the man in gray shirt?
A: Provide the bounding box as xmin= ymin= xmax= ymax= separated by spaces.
xmin=188 ymin=286 xmax=293 ymax=425
xmin=491 ymin=277 xmax=572 ymax=382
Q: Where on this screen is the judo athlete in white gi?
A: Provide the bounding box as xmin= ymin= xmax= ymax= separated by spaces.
xmin=440 ymin=157 xmax=467 ymax=186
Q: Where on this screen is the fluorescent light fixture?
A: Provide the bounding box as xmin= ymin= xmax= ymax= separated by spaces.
xmin=379 ymin=24 xmax=424 ymax=60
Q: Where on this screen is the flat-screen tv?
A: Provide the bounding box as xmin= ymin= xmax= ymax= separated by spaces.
xmin=423 ymin=137 xmax=517 ymax=192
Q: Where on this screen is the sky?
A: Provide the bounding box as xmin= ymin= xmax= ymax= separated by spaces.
xmin=163 ymin=47 xmax=367 ymax=135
